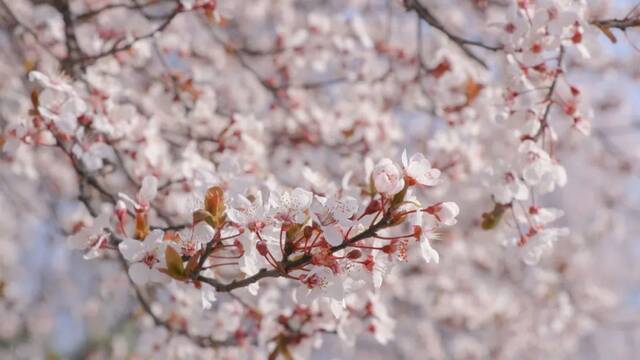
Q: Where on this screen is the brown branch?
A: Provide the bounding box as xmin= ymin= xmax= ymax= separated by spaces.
xmin=74 ymin=7 xmax=181 ymax=64
xmin=197 ymin=214 xmax=391 ymax=293
xmin=532 ymin=47 xmax=564 ymax=141
xmin=115 ymin=240 xmax=235 ymax=348
xmin=591 ymin=16 xmax=640 ymax=43
xmin=404 ymin=0 xmax=502 ymax=69
xmin=54 ymin=137 xmax=188 ymax=231
xmin=74 ymin=0 xmax=175 ymax=23
xmin=0 ymin=0 xmax=60 ymax=60
xmin=592 ymin=17 xmax=640 ymax=31
xmin=52 ymin=0 xmax=85 ymax=77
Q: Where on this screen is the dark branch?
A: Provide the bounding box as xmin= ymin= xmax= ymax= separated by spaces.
xmin=404 ymin=0 xmax=502 ymax=68
xmin=115 ymin=246 xmax=235 ymax=348
xmin=592 ymin=17 xmax=640 ymax=31
xmin=198 ymin=214 xmax=391 ymax=293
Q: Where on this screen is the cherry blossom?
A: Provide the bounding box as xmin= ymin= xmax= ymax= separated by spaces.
xmin=310 ymin=194 xmax=358 ymax=246
xmin=401 ymin=149 xmax=441 ymax=186
xmin=0 ymin=0 xmax=638 ymax=358
xmin=372 ymin=158 xmax=405 ymax=196
xmin=118 ymin=230 xmax=168 ymax=285
xmin=271 ymin=188 xmax=313 ymax=224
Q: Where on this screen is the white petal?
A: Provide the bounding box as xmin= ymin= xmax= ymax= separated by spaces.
xmin=439 ymin=202 xmax=460 ymax=225
xmin=147 ymin=268 xmax=168 ymax=283
xmin=292 ymin=188 xmax=313 ymax=209
xmin=119 ymin=239 xmax=144 ymax=261
xmin=192 ymin=222 xmax=215 ymax=245
xmin=129 ymin=263 xmax=150 ymax=285
xmin=226 ymin=208 xmax=247 ymax=225
xmin=138 ymin=176 xmax=158 ymax=203
xmin=143 ymin=229 xmax=164 ymax=247
xmin=248 ymin=283 xmax=259 ymax=296
xmin=323 ymin=225 xmax=343 ymax=246
xmin=330 ymin=299 xmax=345 ymax=318
xmin=201 ymin=287 xmax=217 ymax=310
xmin=420 ymin=237 xmax=440 ymax=264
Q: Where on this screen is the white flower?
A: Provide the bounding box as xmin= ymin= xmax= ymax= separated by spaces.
xmin=30 ymin=71 xmax=87 ymax=134
xmin=369 ymin=294 xmax=395 ymax=345
xmin=434 ymin=202 xmax=460 ymax=226
xmin=521 ymin=227 xmax=569 ymax=265
xmin=573 ymin=117 xmax=591 ymax=136
xmin=420 ymin=235 xmax=440 ymax=264
xmin=414 ymin=211 xmax=439 ymax=264
xmin=271 ymin=187 xmax=312 ymax=223
xmin=295 ymin=267 xmax=345 ymax=304
xmin=137 ymin=175 xmax=158 ymax=206
xmin=401 ymin=150 xmax=441 ymax=186
xmin=192 ymin=221 xmax=215 ymax=245
xmin=239 ymin=244 xmax=262 ymax=296
xmin=67 ymin=212 xmax=111 ymax=259
xmin=311 ymin=195 xmax=358 ymax=246
xmin=28 ymin=71 xmax=74 ymax=93
xmin=201 ymin=287 xmax=217 ymax=310
xmin=489 ymin=160 xmax=529 ymax=204
xmin=1 ymin=124 xmax=26 ymax=156
xmin=351 ymin=15 xmax=373 ymax=49
xmin=227 ymin=191 xmax=270 ymax=231
xmin=118 ymin=230 xmax=167 ymax=285
xmin=73 ymin=142 xmax=115 ymax=172
xmin=179 ymin=0 xmax=195 ymax=10
xmin=518 ymin=140 xmax=566 ymax=194
xmin=372 ymin=158 xmax=404 ymax=195
xmin=530 ymin=206 xmax=564 ymax=225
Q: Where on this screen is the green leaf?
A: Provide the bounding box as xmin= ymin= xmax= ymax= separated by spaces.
xmin=185 ymin=251 xmax=201 ymax=276
xmin=391 ymin=184 xmax=408 ymax=208
xmin=204 ymin=186 xmax=226 ymax=227
xmin=481 ymin=203 xmax=505 ymax=230
xmin=165 ymin=246 xmax=185 ymax=277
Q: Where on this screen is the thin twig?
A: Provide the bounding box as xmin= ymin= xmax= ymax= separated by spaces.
xmin=198 ymin=214 xmax=391 ymax=293
xmin=404 ymin=0 xmax=502 ymax=68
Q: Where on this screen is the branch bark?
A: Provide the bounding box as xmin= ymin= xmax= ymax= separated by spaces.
xmin=116 ymin=247 xmax=235 ymax=348
xmin=197 ymin=214 xmax=391 ymax=293
xmin=404 ymin=0 xmax=502 ymax=68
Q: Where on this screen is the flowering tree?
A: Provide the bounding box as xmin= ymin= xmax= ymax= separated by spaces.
xmin=1 ymin=0 xmax=640 ymax=358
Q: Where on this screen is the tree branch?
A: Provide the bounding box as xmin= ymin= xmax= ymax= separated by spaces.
xmin=404 ymin=0 xmax=502 ymax=68
xmin=73 ymin=6 xmax=182 ymax=65
xmin=116 ymin=246 xmax=235 ymax=348
xmin=198 ymin=214 xmax=391 ymax=293
xmin=592 ymin=17 xmax=640 ymax=31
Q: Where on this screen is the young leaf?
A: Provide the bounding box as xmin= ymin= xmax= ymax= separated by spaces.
xmin=204 ymin=186 xmax=226 ymax=227
xmin=165 ymin=246 xmax=185 ymax=278
xmin=481 ymin=203 xmax=506 ymax=230
xmin=134 ymin=211 xmax=150 ymax=240
xmin=185 ymin=251 xmax=201 ymax=276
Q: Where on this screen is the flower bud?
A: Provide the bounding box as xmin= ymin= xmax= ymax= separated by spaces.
xmin=134 ymin=210 xmax=149 ymax=240
xmin=372 ymin=158 xmax=404 ymax=195
xmin=204 ymin=186 xmax=225 ymax=227
xmin=303 ymin=225 xmax=314 ymax=239
xmin=256 ymin=240 xmax=268 ymax=256
xmin=438 ymin=202 xmax=460 ymax=226
xmin=115 ymin=200 xmax=127 ymax=222
xmin=382 ymin=243 xmax=397 ymax=254
xmin=364 ymin=199 xmax=382 ymax=215
xmin=413 ymin=225 xmax=422 ymax=239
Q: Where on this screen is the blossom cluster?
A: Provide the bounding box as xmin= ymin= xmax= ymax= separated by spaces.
xmin=0 ymin=0 xmax=637 ymax=358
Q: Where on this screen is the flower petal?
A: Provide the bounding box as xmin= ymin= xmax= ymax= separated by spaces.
xmin=323 ymin=225 xmax=343 ymax=246
xmin=119 ymin=238 xmax=144 ymax=261
xmin=128 ymin=263 xmax=150 ymax=285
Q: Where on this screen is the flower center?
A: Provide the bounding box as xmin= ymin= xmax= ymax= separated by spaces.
xmin=142 ymin=252 xmax=157 ymax=268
